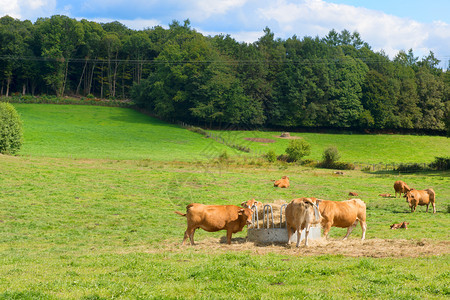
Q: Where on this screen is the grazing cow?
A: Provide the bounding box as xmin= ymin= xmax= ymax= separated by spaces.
xmin=312 ymin=198 xmax=367 ymax=240
xmin=274 ymin=176 xmax=290 ymax=188
xmin=286 ymin=198 xmax=322 ymax=247
xmin=404 ymin=188 xmax=436 ymax=213
xmin=348 ymin=192 xmax=358 ymax=196
xmin=174 ymin=204 xmax=253 ymax=245
xmin=241 ymin=199 xmax=286 ymax=227
xmin=390 ymin=221 xmax=409 ymax=229
xmin=394 ymin=180 xmax=410 ymax=198
xmin=379 ymin=193 xmax=392 ymax=198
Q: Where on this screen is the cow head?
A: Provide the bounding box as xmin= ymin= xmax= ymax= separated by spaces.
xmin=404 ymin=189 xmax=415 ymax=205
xmin=238 ymin=208 xmax=253 ymax=226
xmin=241 ymin=199 xmax=262 ymax=209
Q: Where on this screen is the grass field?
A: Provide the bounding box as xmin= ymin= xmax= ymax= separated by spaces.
xmin=0 ymin=104 xmax=449 ymax=299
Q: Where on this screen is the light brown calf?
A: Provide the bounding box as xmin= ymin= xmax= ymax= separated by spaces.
xmin=274 ymin=176 xmax=290 ymax=188
xmin=390 ymin=221 xmax=409 ymax=229
xmin=348 ymin=192 xmax=358 ymax=196
xmin=394 ymin=180 xmax=410 ymax=198
xmin=378 ymin=193 xmax=392 ymax=198
xmin=286 ymin=197 xmax=321 ymax=247
xmin=175 ymin=203 xmax=253 ymax=245
xmin=404 ymin=188 xmax=436 ymax=213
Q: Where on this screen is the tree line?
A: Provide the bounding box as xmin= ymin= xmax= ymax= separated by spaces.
xmin=0 ymin=15 xmax=449 ymax=132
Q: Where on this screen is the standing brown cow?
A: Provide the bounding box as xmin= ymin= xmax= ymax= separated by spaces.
xmin=175 ymin=203 xmax=253 ymax=245
xmin=404 ymin=188 xmax=436 ymax=213
xmin=286 ymin=198 xmax=321 ymax=247
xmin=394 ymin=180 xmax=410 ymax=198
xmin=313 ymin=198 xmax=367 ymax=240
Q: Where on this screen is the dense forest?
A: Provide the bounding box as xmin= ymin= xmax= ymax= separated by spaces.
xmin=0 ymin=15 xmax=449 ymax=132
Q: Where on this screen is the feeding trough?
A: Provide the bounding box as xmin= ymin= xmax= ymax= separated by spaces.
xmin=247 ymin=204 xmax=321 ymax=244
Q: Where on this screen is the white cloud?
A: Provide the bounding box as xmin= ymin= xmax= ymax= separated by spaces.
xmin=0 ymin=0 xmax=57 ymax=20
xmin=257 ymin=0 xmax=450 ymax=64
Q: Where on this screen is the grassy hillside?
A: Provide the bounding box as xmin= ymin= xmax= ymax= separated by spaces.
xmin=14 ymin=104 xmax=233 ymax=161
xmin=1 ymin=104 xmax=448 ymax=299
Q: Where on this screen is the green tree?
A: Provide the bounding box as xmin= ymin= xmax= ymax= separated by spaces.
xmin=285 ymin=139 xmax=311 ymax=162
xmin=0 ymin=102 xmax=23 ymax=154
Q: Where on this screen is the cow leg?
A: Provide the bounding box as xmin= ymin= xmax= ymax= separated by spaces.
xmin=432 ymin=202 xmax=436 ymax=214
xmin=304 ymin=224 xmax=311 ymax=247
xmin=296 ymin=227 xmax=301 ymax=248
xmin=287 ymin=226 xmax=293 ymax=244
xmin=322 ymin=223 xmax=332 ymax=239
xmin=360 ymin=221 xmax=367 ymax=240
xmin=343 ymin=220 xmax=358 ymax=240
xmin=226 ymin=230 xmax=233 ymax=245
xmin=426 ymin=204 xmax=429 ymax=213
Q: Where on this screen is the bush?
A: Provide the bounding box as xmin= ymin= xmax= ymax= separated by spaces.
xmin=429 ymin=157 xmax=450 ymax=171
xmin=395 ymin=163 xmax=427 ymax=172
xmin=265 ymin=150 xmax=277 ymax=163
xmin=285 ymin=139 xmax=311 ymax=162
xmin=0 ymin=102 xmax=23 ymax=154
xmin=322 ymin=146 xmax=340 ymax=164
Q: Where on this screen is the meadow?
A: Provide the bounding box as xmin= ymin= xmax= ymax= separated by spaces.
xmin=0 ymin=104 xmax=448 ymax=299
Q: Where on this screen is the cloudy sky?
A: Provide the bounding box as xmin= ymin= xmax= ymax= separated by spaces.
xmin=2 ymin=0 xmax=449 ymax=68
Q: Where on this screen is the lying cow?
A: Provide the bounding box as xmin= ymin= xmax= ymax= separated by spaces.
xmin=379 ymin=193 xmax=392 ymax=198
xmin=274 ymin=176 xmax=290 ymax=188
xmin=241 ymin=199 xmax=286 ymax=227
xmin=404 ymin=188 xmax=436 ymax=213
xmin=286 ymin=197 xmax=321 ymax=247
xmin=174 ymin=203 xmax=252 ymax=245
xmin=390 ymin=221 xmax=409 ymax=229
xmin=348 ymin=192 xmax=358 ymax=197
xmin=312 ymin=197 xmax=367 ymax=240
xmin=394 ymin=180 xmax=410 ymax=198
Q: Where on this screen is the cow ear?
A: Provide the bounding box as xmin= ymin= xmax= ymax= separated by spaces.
xmin=240 ymin=201 xmax=246 ymax=207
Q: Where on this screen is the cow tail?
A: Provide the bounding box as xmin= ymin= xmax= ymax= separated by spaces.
xmin=426 ymin=189 xmax=435 ymax=202
xmin=174 ymin=211 xmax=186 ymax=217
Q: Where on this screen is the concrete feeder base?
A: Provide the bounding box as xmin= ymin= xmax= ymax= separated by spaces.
xmin=247 ymin=226 xmax=321 ymax=244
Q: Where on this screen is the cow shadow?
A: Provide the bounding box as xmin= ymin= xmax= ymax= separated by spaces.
xmin=219 ymin=237 xmax=247 ymax=244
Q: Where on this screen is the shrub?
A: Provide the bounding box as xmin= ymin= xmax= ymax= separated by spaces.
xmin=285 ymin=139 xmax=311 ymax=162
xmin=265 ymin=150 xmax=277 ymax=163
xmin=429 ymin=157 xmax=450 ymax=171
xmin=0 ymin=102 xmax=23 ymax=154
xmin=322 ymin=146 xmax=340 ymax=165
xmin=394 ymin=163 xmax=427 ymax=172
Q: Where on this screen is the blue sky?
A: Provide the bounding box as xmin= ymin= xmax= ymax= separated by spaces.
xmin=2 ymin=0 xmax=449 ymax=68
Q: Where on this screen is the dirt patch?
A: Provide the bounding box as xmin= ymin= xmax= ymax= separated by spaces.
xmin=275 ymin=135 xmax=303 ymax=140
xmin=159 ymin=237 xmax=449 ymax=258
xmin=244 ymin=138 xmax=276 ymax=143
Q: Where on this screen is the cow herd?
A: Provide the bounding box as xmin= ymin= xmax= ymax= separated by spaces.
xmin=174 ymin=178 xmax=437 ymax=247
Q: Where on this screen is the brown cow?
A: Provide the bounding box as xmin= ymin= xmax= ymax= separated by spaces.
xmin=174 ymin=204 xmax=253 ymax=245
xmin=348 ymin=192 xmax=358 ymax=196
xmin=378 ymin=193 xmax=392 ymax=198
xmin=404 ymin=188 xmax=436 ymax=213
xmin=312 ymin=198 xmax=367 ymax=240
xmin=274 ymin=176 xmax=290 ymax=188
xmin=394 ymin=180 xmax=410 ymax=198
xmin=390 ymin=221 xmax=409 ymax=229
xmin=286 ymin=198 xmax=322 ymax=247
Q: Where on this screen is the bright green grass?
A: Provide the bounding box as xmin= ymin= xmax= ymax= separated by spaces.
xmin=1 ymin=104 xmax=449 ymax=298
xmin=212 ymin=130 xmax=450 ymax=164
xmin=13 ymin=104 xmax=233 ymax=161
xmin=0 ymin=155 xmax=449 ymax=299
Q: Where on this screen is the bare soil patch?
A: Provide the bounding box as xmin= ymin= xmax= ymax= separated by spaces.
xmin=162 ymin=237 xmax=449 ymax=258
xmin=244 ymin=137 xmax=276 ymax=143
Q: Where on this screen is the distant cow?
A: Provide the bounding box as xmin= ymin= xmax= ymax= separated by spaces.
xmin=274 ymin=176 xmax=290 ymax=188
xmin=174 ymin=203 xmax=253 ymax=245
xmin=286 ymin=198 xmax=322 ymax=247
xmin=394 ymin=180 xmax=410 ymax=198
xmin=404 ymin=188 xmax=436 ymax=213
xmin=379 ymin=193 xmax=392 ymax=198
xmin=390 ymin=221 xmax=409 ymax=229
xmin=348 ymin=192 xmax=358 ymax=197
xmin=312 ymin=198 xmax=367 ymax=240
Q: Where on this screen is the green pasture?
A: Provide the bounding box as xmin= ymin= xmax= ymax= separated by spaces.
xmin=0 ymin=104 xmax=449 ymax=299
